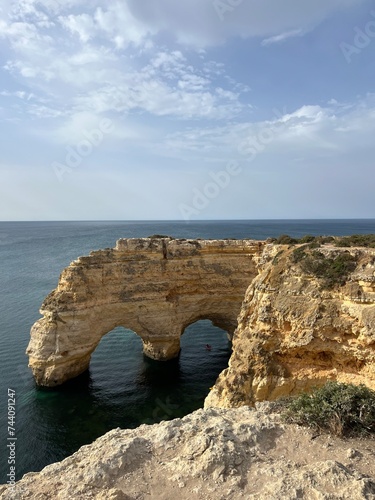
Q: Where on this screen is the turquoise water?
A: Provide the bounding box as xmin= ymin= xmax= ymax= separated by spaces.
xmin=1 ymin=219 xmax=375 ymax=481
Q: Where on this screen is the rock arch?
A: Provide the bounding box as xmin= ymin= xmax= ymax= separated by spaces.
xmin=27 ymin=238 xmax=263 ymax=386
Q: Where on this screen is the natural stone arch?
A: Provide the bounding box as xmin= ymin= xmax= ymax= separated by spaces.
xmin=27 ymin=237 xmax=263 ymax=386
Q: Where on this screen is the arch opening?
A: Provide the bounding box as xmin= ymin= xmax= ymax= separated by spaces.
xmin=85 ymin=320 xmax=232 ymax=424
xmin=89 ymin=326 xmax=144 ymax=394
xmin=180 ymin=313 xmax=236 ymax=343
xmin=178 ymin=319 xmax=232 ymax=409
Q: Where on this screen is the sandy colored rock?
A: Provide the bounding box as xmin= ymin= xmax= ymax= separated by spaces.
xmin=1 ymin=405 xmax=374 ymax=500
xmin=205 ymin=244 xmax=375 ymax=409
xmin=27 ymin=238 xmax=262 ymax=386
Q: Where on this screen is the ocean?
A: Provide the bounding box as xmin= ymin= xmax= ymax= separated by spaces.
xmin=1 ymin=219 xmax=375 ymax=482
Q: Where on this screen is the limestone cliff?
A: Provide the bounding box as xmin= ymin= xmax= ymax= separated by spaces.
xmin=205 ymin=244 xmax=375 ymax=409
xmin=27 ymin=238 xmax=262 ymax=386
xmin=1 ymin=405 xmax=374 ymax=499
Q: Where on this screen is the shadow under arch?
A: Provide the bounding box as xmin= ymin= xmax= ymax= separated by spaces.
xmin=84 ymin=313 xmax=234 ymax=387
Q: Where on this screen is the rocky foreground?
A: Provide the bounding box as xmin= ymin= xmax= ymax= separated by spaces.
xmin=1 ymin=405 xmax=375 ymax=499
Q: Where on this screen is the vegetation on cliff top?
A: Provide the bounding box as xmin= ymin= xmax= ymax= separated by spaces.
xmin=291 ymin=246 xmax=357 ymax=289
xmin=272 ymin=233 xmax=375 ymax=247
xmin=269 ymin=233 xmax=373 ymax=289
xmin=335 ymin=234 xmax=375 ymax=248
xmin=282 ymin=382 xmax=375 ymax=437
xmin=147 ymin=234 xmax=173 ymax=239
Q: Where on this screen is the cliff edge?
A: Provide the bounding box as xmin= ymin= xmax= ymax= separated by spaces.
xmin=206 ymin=243 xmax=375 ymax=409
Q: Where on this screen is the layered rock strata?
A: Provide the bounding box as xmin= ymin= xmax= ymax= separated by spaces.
xmin=27 ymin=238 xmax=262 ymax=386
xmin=206 ymin=244 xmax=375 ymax=408
xmin=1 ymin=405 xmax=374 ymax=500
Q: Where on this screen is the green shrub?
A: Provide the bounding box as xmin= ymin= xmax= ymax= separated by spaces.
xmin=335 ymin=234 xmax=375 ymax=248
xmin=282 ymin=382 xmax=375 ymax=437
xmin=275 ymin=234 xmax=336 ymax=246
xmin=147 ymin=234 xmax=172 ymax=239
xmin=291 ymin=245 xmax=308 ymax=263
xmin=276 ymin=234 xmax=298 ymax=244
xmin=314 ymin=235 xmax=335 ymax=245
xmin=298 ymin=250 xmax=357 ymax=289
xmin=274 ymin=234 xmax=374 ymax=248
xmin=299 ymin=234 xmax=315 ymax=243
xmin=272 ymin=249 xmax=284 ymax=264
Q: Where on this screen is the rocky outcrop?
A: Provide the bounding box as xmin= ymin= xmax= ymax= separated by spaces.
xmin=1 ymin=405 xmax=374 ymax=499
xmin=205 ymin=244 xmax=375 ymax=409
xmin=27 ymin=238 xmax=262 ymax=387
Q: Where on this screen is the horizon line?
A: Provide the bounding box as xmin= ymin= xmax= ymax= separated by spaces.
xmin=1 ymin=218 xmax=375 ymax=223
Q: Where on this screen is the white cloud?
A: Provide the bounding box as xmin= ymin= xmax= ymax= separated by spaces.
xmin=2 ymin=8 xmax=248 ymax=122
xmin=127 ymin=0 xmax=366 ymax=46
xmin=59 ymin=13 xmax=96 ymax=43
xmin=261 ymin=29 xmax=304 ymax=46
xmin=178 ymin=74 xmax=210 ymax=91
xmin=160 ymin=95 xmax=375 ymax=161
xmin=1 ymin=0 xmax=367 ymax=53
xmin=28 ymin=104 xmax=66 ymax=118
xmin=48 ymin=111 xmax=107 ymax=143
xmin=0 ymin=19 xmax=53 ymax=52
xmin=57 ymin=2 xmax=154 ymax=48
xmin=94 ymin=2 xmax=154 ymax=48
xmin=1 ymin=0 xmax=367 ymax=128
xmin=0 ymin=89 xmax=35 ymax=100
xmin=72 ymin=78 xmax=243 ymax=121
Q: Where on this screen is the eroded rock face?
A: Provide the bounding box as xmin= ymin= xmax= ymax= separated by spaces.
xmin=1 ymin=405 xmax=374 ymax=499
xmin=205 ymin=244 xmax=375 ymax=408
xmin=27 ymin=238 xmax=262 ymax=386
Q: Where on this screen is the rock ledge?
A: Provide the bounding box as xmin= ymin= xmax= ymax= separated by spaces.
xmin=1 ymin=406 xmax=374 ymax=500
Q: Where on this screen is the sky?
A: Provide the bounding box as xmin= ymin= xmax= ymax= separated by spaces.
xmin=0 ymin=0 xmax=374 ymax=221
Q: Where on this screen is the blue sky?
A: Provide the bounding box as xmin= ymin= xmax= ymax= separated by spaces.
xmin=0 ymin=0 xmax=374 ymax=220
